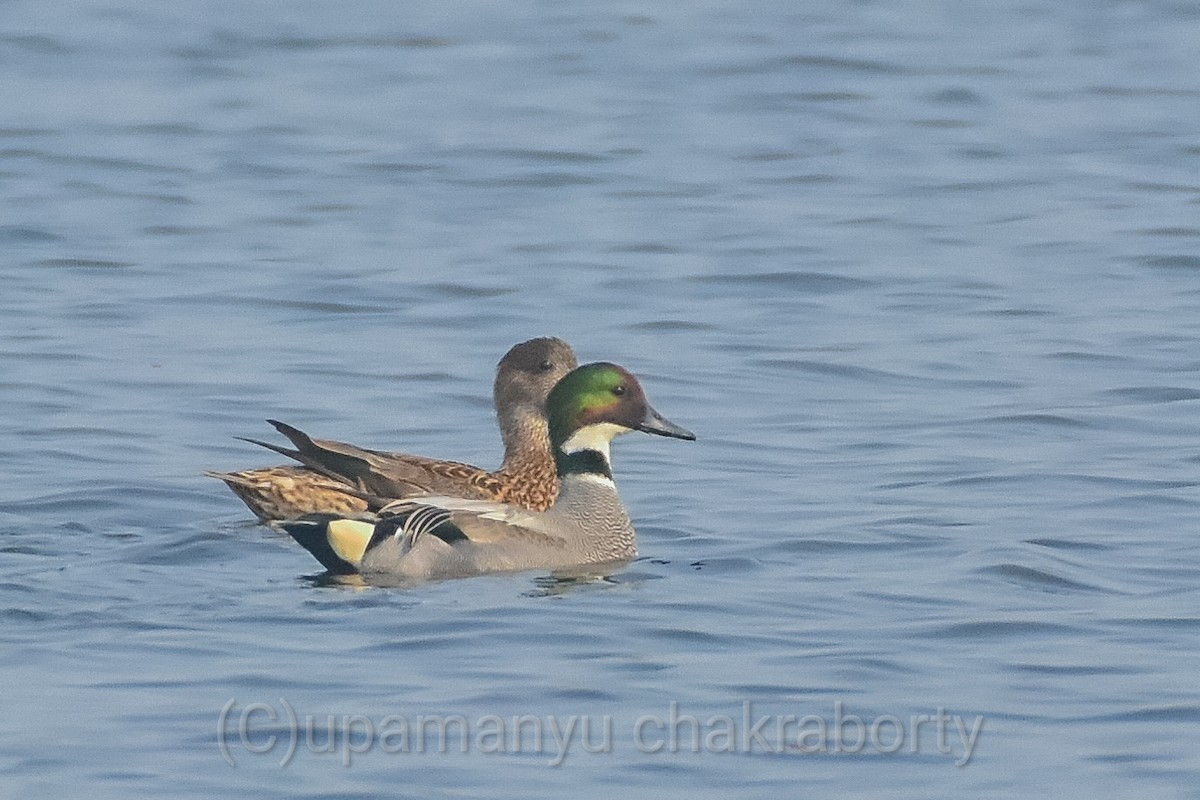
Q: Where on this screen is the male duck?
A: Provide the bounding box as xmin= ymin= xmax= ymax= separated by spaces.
xmin=205 ymin=337 xmax=578 ymax=520
xmin=281 ymin=362 xmax=694 ymax=581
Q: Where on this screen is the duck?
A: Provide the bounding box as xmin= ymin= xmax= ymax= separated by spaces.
xmin=280 ymin=362 xmax=695 ymax=581
xmin=205 ymin=337 xmax=578 ymax=520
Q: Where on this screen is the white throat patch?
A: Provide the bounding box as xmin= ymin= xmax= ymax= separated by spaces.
xmin=560 ymin=422 xmax=628 ymax=461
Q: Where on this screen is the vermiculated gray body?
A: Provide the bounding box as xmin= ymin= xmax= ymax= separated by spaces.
xmin=357 ymin=473 xmax=637 ymax=580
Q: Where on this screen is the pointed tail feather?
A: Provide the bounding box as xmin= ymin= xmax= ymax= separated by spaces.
xmin=234 ymin=436 xmax=302 ymax=462
xmin=267 ymin=419 xmax=376 ymax=478
xmin=240 ymin=422 xmax=391 ymax=508
xmin=265 ymin=419 xmax=423 ymax=499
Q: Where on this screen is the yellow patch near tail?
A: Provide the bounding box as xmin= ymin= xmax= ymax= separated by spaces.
xmin=326 ymin=519 xmax=375 ymax=566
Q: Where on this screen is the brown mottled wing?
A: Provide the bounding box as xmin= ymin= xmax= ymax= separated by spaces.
xmin=369 ymin=452 xmax=509 ymax=500
xmin=204 ymin=466 xmax=369 ymax=520
xmin=261 ymin=420 xmax=503 ymax=502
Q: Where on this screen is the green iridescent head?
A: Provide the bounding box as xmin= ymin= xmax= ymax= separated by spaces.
xmin=546 ymin=362 xmax=694 ymax=475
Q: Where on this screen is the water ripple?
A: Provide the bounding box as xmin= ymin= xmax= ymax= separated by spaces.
xmin=978 ymin=563 xmax=1114 ymax=595
xmin=1138 ymin=255 xmax=1200 ymax=270
xmin=922 ymin=620 xmax=1084 ymax=640
xmin=1104 ymin=386 xmax=1200 ymax=404
xmin=693 ymin=271 xmax=875 ymax=293
xmin=1080 ymin=705 xmax=1200 ymax=724
xmin=704 ymin=53 xmax=904 ymax=77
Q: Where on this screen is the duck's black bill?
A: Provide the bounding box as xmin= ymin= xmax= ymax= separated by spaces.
xmin=638 ymin=404 xmax=696 ymax=440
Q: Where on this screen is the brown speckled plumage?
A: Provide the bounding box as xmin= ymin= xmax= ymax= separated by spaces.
xmin=208 ymin=337 xmax=577 ymax=521
xmin=204 ymin=465 xmax=370 ymax=519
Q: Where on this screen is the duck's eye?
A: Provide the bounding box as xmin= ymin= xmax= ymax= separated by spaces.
xmin=538 ymin=359 xmax=554 ymax=372
xmin=612 ymin=384 xmax=626 ymax=397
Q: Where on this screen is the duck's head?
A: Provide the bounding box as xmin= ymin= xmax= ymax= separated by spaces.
xmin=547 ymin=362 xmax=695 ymax=477
xmin=493 ymin=337 xmax=579 ymax=441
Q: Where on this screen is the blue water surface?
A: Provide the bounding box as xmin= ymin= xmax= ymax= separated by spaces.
xmin=2 ymin=1 xmax=1199 ymax=797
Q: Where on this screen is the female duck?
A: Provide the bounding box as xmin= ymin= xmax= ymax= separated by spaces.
xmin=207 ymin=337 xmax=578 ymax=519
